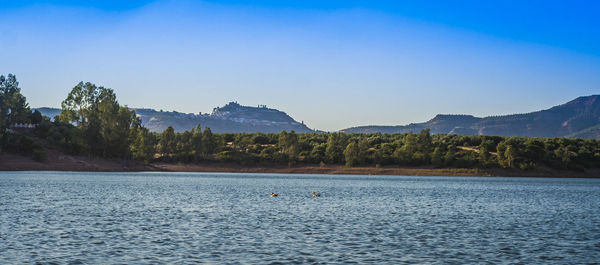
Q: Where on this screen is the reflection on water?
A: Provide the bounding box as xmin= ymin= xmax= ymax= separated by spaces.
xmin=1 ymin=172 xmax=599 ymax=263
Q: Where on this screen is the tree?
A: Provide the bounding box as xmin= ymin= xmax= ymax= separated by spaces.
xmin=1 ymin=74 xmax=31 ymax=135
xmin=444 ymin=145 xmax=456 ymax=167
xmin=325 ymin=133 xmax=348 ymax=164
xmin=59 ymin=82 xmax=101 ymax=154
xmin=357 ymin=137 xmax=370 ymax=164
xmin=59 ymin=82 xmax=136 ymax=157
xmin=496 ymin=141 xmax=508 ymax=168
xmin=524 ymin=139 xmax=545 ymax=163
xmin=130 ymin=125 xmax=155 ymax=162
xmin=504 ymin=145 xmax=517 ymax=168
xmin=417 ymin=129 xmax=433 ymax=154
xmin=30 ymin=110 xmax=43 ymax=124
xmin=177 ymin=130 xmax=193 ymax=157
xmin=554 ymin=145 xmax=575 ymax=169
xmin=201 ymin=127 xmax=217 ymax=155
xmin=394 ymin=133 xmax=421 ymax=165
xmin=309 ymin=143 xmax=327 ymax=163
xmin=191 ymin=124 xmax=203 ymax=158
xmin=97 ymin=92 xmax=135 ymax=158
xmin=110 ymin=106 xmax=137 ymax=158
xmin=159 ymin=126 xmax=176 ymax=155
xmin=278 ymin=130 xmax=299 ymax=160
xmin=374 ymin=142 xmax=395 ymax=166
xmin=278 ymin=130 xmax=288 ymax=148
xmin=59 ymin=82 xmax=101 ymax=127
xmin=252 ymin=133 xmax=270 ymax=145
xmin=478 ymin=142 xmax=491 ymax=166
xmin=343 ymin=141 xmax=360 ymax=167
xmin=431 ymin=147 xmax=444 ymax=168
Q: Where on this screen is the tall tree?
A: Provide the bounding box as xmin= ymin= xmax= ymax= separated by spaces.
xmin=394 ymin=133 xmax=418 ymax=165
xmin=325 ymin=133 xmax=348 ymax=164
xmin=431 ymin=147 xmax=444 ymax=168
xmin=444 ymin=145 xmax=456 ymax=167
xmin=97 ymin=89 xmax=122 ymax=157
xmin=59 ymin=82 xmax=102 ymax=155
xmin=191 ymin=124 xmax=203 ymax=158
xmin=159 ymin=126 xmax=176 ymax=155
xmin=344 ymin=141 xmax=360 ymax=167
xmin=0 ymin=74 xmax=31 ymax=135
xmin=201 ymin=127 xmax=217 ymax=155
xmin=357 ymin=137 xmax=370 ymax=164
xmin=177 ymin=130 xmax=193 ymax=156
xmin=278 ymin=130 xmax=299 ymax=160
xmin=130 ymin=126 xmax=155 ymax=162
xmin=59 ymin=82 xmax=136 ymax=158
xmin=113 ymin=106 xmax=137 ymax=157
xmin=59 ymin=82 xmax=99 ymax=125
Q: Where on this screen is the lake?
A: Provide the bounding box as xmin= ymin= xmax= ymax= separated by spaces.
xmin=1 ymin=171 xmax=599 ymax=264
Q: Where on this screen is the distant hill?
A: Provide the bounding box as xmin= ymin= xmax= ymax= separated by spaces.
xmin=36 ymin=95 xmax=600 ymax=138
xmin=342 ymin=95 xmax=600 ymax=139
xmin=36 ymin=102 xmax=315 ymax=133
xmin=35 ymin=107 xmax=61 ymax=120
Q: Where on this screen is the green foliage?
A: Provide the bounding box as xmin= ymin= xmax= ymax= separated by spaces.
xmin=252 ymin=134 xmax=270 ymax=145
xmin=58 ymin=82 xmax=138 ymax=158
xmin=137 ymin=127 xmax=599 ymax=171
xmin=343 ymin=141 xmax=360 ymax=167
xmin=34 ymin=118 xmax=83 ymax=154
xmin=392 ymin=129 xmax=433 ymax=166
xmin=201 ymin=127 xmax=218 ymax=155
xmin=443 ymin=145 xmax=456 ymax=167
xmin=2 ymin=131 xmax=46 ymax=160
xmin=159 ymin=126 xmax=176 ymax=156
xmin=325 ymin=133 xmax=348 ymax=164
xmin=431 ymin=147 xmax=444 ymax=168
xmin=357 ymin=137 xmax=370 ymax=164
xmin=279 ymin=130 xmax=299 ymax=161
xmin=0 ymin=74 xmax=31 ymax=137
xmin=130 ymin=126 xmax=155 ymax=162
xmin=3 ymin=74 xmax=599 ymax=172
xmin=191 ymin=124 xmax=203 ymax=159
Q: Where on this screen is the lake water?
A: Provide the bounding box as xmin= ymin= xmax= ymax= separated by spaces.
xmin=1 ymin=172 xmax=599 ymax=264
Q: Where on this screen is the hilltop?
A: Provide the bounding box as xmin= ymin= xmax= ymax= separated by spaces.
xmin=35 ymin=95 xmax=600 ymax=138
xmin=342 ymin=95 xmax=600 ymax=139
xmin=37 ymin=102 xmax=315 ymax=133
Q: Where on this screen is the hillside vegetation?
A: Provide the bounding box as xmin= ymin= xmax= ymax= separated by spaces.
xmin=1 ymin=74 xmax=599 ymax=174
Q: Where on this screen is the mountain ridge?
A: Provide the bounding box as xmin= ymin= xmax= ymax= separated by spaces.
xmin=35 ymin=95 xmax=600 ymax=138
xmin=342 ymin=95 xmax=600 ymax=139
xmin=36 ymin=102 xmax=316 ymax=133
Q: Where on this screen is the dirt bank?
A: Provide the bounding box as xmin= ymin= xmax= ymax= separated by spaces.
xmin=1 ymin=151 xmax=598 ymax=178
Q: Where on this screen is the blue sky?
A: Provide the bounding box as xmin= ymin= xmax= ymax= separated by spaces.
xmin=1 ymin=0 xmax=599 ymax=131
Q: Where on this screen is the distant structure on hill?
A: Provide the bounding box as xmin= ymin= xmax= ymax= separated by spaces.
xmin=36 ymin=102 xmax=315 ymax=133
xmin=35 ymin=95 xmax=600 ymax=139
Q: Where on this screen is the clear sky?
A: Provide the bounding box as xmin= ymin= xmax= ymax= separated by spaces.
xmin=1 ymin=0 xmax=599 ymax=131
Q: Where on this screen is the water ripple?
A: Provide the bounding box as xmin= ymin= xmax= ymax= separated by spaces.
xmin=1 ymin=172 xmax=599 ymax=264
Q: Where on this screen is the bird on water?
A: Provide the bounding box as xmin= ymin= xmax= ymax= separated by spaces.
xmin=270 ymin=192 xmax=278 ymax=197
xmin=312 ymin=191 xmax=320 ymax=197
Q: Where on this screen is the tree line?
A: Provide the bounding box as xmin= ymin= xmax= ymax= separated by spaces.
xmin=1 ymin=74 xmax=599 ymax=171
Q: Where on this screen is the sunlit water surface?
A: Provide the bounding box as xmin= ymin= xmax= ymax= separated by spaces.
xmin=1 ymin=171 xmax=599 ymax=264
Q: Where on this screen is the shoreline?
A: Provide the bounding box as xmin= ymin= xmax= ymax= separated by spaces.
xmin=1 ymin=152 xmax=599 ymax=178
